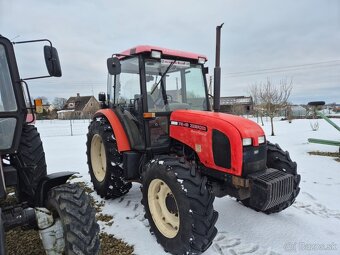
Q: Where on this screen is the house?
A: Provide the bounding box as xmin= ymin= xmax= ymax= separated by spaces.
xmin=219 ymin=96 xmax=253 ymax=115
xmin=57 ymin=93 xmax=100 ymax=119
xmin=42 ymin=104 xmax=53 ymax=113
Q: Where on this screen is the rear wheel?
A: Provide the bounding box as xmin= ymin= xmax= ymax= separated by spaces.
xmin=141 ymin=157 xmax=218 ymax=254
xmin=11 ymin=124 xmax=47 ymax=205
xmin=46 ymin=183 xmax=100 ymax=255
xmin=86 ymin=116 xmax=131 ymax=199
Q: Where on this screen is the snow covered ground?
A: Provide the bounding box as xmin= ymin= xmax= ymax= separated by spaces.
xmin=35 ymin=117 xmax=340 ymax=255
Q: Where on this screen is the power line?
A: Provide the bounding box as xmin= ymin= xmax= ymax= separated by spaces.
xmin=224 ymin=60 xmax=340 ymax=77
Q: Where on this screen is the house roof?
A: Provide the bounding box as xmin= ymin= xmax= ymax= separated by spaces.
xmin=64 ymin=96 xmax=92 ymax=111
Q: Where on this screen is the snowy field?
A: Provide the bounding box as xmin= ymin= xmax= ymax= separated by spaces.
xmin=35 ymin=117 xmax=340 ymax=255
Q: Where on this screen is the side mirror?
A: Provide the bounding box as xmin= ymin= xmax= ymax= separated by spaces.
xmin=107 ymin=57 xmax=121 ymax=75
xmin=44 ymin=46 xmax=62 ymax=77
xmin=98 ymin=92 xmax=106 ymax=102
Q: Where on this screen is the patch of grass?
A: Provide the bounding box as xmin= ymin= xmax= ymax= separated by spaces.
xmin=96 ymin=213 xmax=114 ymax=223
xmin=100 ymin=233 xmax=134 ymax=255
xmin=308 ymin=151 xmax=340 ymax=162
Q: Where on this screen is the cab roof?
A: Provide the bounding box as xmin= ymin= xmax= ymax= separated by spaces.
xmin=118 ymin=45 xmax=207 ymax=61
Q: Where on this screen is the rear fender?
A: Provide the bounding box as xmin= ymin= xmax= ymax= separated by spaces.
xmin=34 ymin=171 xmax=77 ymax=207
xmin=94 ymin=109 xmax=131 ymax=152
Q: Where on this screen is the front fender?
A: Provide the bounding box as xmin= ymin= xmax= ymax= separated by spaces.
xmin=34 ymin=171 xmax=77 ymax=207
xmin=94 ymin=109 xmax=131 ymax=152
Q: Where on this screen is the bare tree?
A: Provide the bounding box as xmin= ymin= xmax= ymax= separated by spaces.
xmin=52 ymin=97 xmax=67 ymax=110
xmin=249 ymin=83 xmax=264 ymax=126
xmin=258 ymin=78 xmax=292 ymax=136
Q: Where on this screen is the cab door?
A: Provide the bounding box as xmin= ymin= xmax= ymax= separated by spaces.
xmin=0 ymin=37 xmax=25 ymax=155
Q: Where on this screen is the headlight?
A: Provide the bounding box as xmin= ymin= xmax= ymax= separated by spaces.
xmin=258 ymin=136 xmax=266 ymax=144
xmin=198 ymin=57 xmax=206 ymax=64
xmin=151 ymin=50 xmax=161 ymax=59
xmin=242 ymin=138 xmax=252 ymax=146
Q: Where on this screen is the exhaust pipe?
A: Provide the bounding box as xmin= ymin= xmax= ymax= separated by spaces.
xmin=213 ymin=23 xmax=224 ymax=112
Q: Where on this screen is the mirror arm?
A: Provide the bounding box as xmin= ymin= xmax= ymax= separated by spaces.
xmin=13 ymin=38 xmax=61 ymax=78
xmin=21 ymin=80 xmax=36 ymax=124
xmin=21 ymin=75 xmax=51 ymax=81
xmin=13 ymin=39 xmax=52 ymax=47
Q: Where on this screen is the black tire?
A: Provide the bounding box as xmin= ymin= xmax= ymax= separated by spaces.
xmin=86 ymin=116 xmax=131 ymax=199
xmin=264 ymin=142 xmax=300 ymax=213
xmin=46 ymin=183 xmax=100 ymax=255
xmin=141 ymin=156 xmax=218 ymax=255
xmin=11 ymin=124 xmax=47 ymax=205
xmin=307 ymin=101 xmax=325 ymax=106
xmin=240 ymin=141 xmax=300 ymax=214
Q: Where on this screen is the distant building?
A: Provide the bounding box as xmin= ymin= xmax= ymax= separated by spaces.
xmin=289 ymin=105 xmax=307 ymax=118
xmin=57 ymin=93 xmax=100 ymax=119
xmin=219 ymin=96 xmax=253 ymax=115
xmin=42 ymin=104 xmax=53 ymax=112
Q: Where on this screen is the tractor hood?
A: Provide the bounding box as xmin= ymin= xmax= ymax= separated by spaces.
xmin=169 ymin=110 xmax=265 ymax=176
xmin=170 ymin=110 xmax=265 ymax=145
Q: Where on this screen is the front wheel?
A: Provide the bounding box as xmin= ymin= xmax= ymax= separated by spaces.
xmin=264 ymin=142 xmax=300 ymax=213
xmin=240 ymin=141 xmax=300 ymax=214
xmin=46 ymin=183 xmax=100 ymax=255
xmin=141 ymin=157 xmax=218 ymax=255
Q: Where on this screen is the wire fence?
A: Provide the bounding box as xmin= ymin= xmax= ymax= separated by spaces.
xmin=35 ymin=119 xmax=92 ymax=137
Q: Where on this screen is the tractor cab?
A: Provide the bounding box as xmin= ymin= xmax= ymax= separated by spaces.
xmin=103 ymin=46 xmax=210 ymax=150
xmin=0 ymin=35 xmax=61 ymax=155
xmin=0 ymin=37 xmax=25 ymax=154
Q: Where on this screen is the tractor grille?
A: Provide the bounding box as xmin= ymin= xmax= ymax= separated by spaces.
xmin=212 ymin=129 xmax=231 ymax=169
xmin=248 ymin=168 xmax=294 ymax=211
xmin=242 ymin=144 xmax=267 ymax=176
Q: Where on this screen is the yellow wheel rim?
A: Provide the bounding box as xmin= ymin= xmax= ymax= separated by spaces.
xmin=148 ymin=179 xmax=180 ymax=238
xmin=90 ymin=134 xmax=106 ymax=182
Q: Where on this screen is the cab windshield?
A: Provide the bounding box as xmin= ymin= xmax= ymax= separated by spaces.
xmin=145 ymin=59 xmax=208 ymax=112
xmin=0 ymin=43 xmax=17 ymax=150
xmin=0 ymin=44 xmax=17 ymax=112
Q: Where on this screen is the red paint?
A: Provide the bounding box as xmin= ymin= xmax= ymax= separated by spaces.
xmin=119 ymin=45 xmax=207 ymax=61
xmin=170 ymin=110 xmax=265 ymax=176
xmin=94 ymin=109 xmax=131 ymax=152
xmin=26 ymin=113 xmax=35 ymax=123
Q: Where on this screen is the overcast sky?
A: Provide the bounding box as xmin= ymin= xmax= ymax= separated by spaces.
xmin=1 ymin=0 xmax=339 ymax=104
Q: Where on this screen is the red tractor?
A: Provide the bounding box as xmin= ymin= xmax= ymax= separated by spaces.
xmin=87 ymin=25 xmax=300 ymax=254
